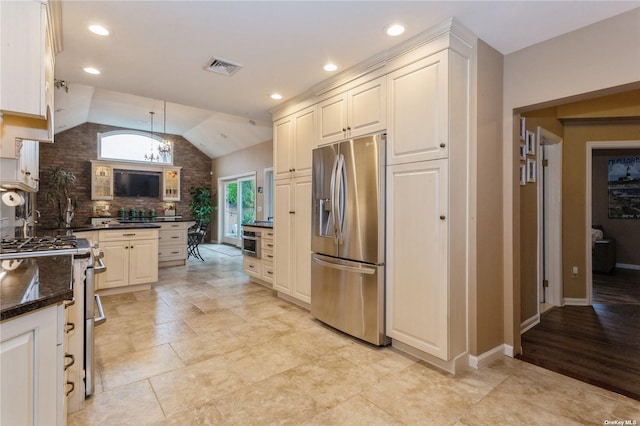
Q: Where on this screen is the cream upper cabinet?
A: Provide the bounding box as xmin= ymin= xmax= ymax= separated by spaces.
xmin=91 ymin=162 xmax=114 ymax=200
xmin=273 ymin=177 xmax=311 ymax=304
xmin=162 ymin=167 xmax=181 ymax=201
xmin=0 ymin=0 xmax=54 ymax=140
xmin=386 ymin=159 xmax=450 ymax=359
xmin=318 ymin=77 xmax=386 ymax=145
xmin=274 ymin=105 xmax=316 ymax=180
xmin=0 ymin=138 xmax=39 ymax=191
xmin=386 ymin=51 xmax=450 ymax=165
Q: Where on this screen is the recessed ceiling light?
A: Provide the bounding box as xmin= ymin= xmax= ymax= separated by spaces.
xmin=270 ymin=93 xmax=282 ymax=100
xmin=324 ymin=63 xmax=338 ymax=72
xmin=385 ymin=24 xmax=405 ymax=37
xmin=83 ymin=67 xmax=101 ymax=75
xmin=88 ymin=25 xmax=109 ymax=36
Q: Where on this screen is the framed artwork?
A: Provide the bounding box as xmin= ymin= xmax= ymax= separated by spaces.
xmin=526 ymin=131 xmax=535 ymax=154
xmin=527 ymin=158 xmax=536 ymax=182
xmin=520 ymin=118 xmax=526 ymax=141
xmin=519 ymin=163 xmax=526 ymax=186
xmin=519 ymin=144 xmax=526 ymax=160
xmin=608 ymin=156 xmax=640 ymax=218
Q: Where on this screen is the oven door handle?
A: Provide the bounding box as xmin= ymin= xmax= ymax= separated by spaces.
xmin=243 ymin=236 xmax=261 ymax=242
xmin=94 ymin=294 xmax=107 ymax=326
xmin=93 ymin=258 xmax=107 ymax=275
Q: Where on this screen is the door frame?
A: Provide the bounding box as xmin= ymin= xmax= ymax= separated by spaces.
xmin=217 ymin=172 xmax=256 ymax=247
xmin=585 ymin=140 xmax=640 ymax=304
xmin=536 ymin=127 xmax=563 ymax=310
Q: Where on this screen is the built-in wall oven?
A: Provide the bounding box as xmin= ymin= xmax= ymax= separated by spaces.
xmin=242 ymin=229 xmax=261 ymax=258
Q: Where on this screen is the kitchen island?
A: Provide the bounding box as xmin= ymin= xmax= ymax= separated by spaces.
xmin=241 ymin=222 xmax=275 ymax=288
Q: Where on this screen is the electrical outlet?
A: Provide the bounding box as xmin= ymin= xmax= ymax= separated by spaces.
xmin=571 ymin=266 xmax=578 ymax=278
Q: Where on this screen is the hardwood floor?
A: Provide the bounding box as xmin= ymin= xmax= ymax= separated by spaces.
xmin=519 ymin=269 xmax=640 ymax=401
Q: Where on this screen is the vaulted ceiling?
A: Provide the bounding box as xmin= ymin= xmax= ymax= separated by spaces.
xmin=53 ymin=1 xmax=639 ymax=158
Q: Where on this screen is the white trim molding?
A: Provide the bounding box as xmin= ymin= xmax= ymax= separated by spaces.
xmin=468 ymin=345 xmax=511 ymax=369
xmin=520 ymin=314 xmax=540 ymax=334
xmin=616 ymin=263 xmax=640 ymax=270
xmin=564 ymin=297 xmax=589 ymax=306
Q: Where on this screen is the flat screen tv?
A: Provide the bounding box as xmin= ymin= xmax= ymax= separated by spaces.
xmin=114 ymin=169 xmax=161 ymax=198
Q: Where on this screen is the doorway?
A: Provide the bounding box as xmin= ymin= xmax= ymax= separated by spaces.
xmin=585 ymin=140 xmax=640 ymax=302
xmin=218 ymin=173 xmax=256 ymax=247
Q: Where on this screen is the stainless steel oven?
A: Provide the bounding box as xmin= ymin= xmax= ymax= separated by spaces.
xmin=242 ymin=230 xmax=261 ymax=258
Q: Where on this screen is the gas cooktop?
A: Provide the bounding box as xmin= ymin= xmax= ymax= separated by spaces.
xmin=0 ymin=236 xmax=90 ymax=260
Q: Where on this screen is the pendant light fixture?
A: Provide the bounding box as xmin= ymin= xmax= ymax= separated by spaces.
xmin=144 ymin=111 xmax=159 ymax=162
xmin=158 ymin=101 xmax=172 ymax=160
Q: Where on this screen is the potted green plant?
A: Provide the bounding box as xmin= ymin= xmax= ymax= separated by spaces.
xmin=42 ymin=166 xmax=77 ymax=228
xmin=188 ymin=186 xmax=214 ymax=224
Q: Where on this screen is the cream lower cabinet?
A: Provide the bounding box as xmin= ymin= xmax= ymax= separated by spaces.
xmin=273 ymin=177 xmax=311 ymax=305
xmin=1 ymin=304 xmax=64 ymax=426
xmin=386 ymin=159 xmax=452 ymax=360
xmin=158 ymin=221 xmax=193 ymax=267
xmin=97 ymin=229 xmax=159 ymax=290
xmin=242 ymin=227 xmax=275 ymax=286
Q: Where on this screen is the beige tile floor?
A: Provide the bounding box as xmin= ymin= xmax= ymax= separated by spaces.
xmin=69 ymin=244 xmax=640 ymax=425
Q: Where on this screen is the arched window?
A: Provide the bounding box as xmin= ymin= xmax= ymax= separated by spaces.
xmin=98 ymin=130 xmax=173 ymax=164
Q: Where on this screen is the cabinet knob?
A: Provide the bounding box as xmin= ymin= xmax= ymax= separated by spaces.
xmin=342 ymin=128 xmax=347 ymax=132
xmin=440 ymin=143 xmax=446 ymax=148
xmin=347 ymin=126 xmax=351 ymax=131
xmin=289 ymin=211 xmax=295 ymax=214
xmin=125 ymin=246 xmax=129 ymax=249
xmin=64 ymin=322 xmax=75 ymax=334
xmin=440 ymin=215 xmax=446 ymax=220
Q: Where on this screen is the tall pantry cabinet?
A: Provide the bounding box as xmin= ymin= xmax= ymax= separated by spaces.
xmin=385 ymin=46 xmax=471 ymax=369
xmin=272 ymin=106 xmax=315 ymax=305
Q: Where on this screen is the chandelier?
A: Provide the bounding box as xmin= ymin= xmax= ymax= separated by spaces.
xmin=144 ymin=111 xmax=160 ymax=162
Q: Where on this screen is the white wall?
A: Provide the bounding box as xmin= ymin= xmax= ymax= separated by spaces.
xmin=501 ymin=8 xmax=640 ymax=350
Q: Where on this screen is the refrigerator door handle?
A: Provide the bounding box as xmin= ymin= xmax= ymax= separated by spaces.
xmin=329 ymin=155 xmax=339 ymax=243
xmin=335 ymin=154 xmax=346 ymax=243
xmin=311 ymin=254 xmax=376 ymax=275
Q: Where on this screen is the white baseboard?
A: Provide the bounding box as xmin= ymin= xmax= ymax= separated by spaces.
xmin=564 ymin=297 xmax=589 ymax=306
xmin=520 ymin=314 xmax=539 ymax=334
xmin=504 ymin=344 xmax=515 ymax=357
xmin=615 ymin=263 xmax=640 ymax=270
xmin=468 ymin=344 xmax=509 ymax=369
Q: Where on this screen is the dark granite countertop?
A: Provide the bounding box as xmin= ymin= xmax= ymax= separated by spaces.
xmin=242 ymin=221 xmax=274 ymax=229
xmin=1 ymin=255 xmax=73 ymax=321
xmin=75 ymin=223 xmax=162 ymax=231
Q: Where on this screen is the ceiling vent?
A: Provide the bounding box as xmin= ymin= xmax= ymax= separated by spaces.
xmin=205 ymin=57 xmax=243 ymax=77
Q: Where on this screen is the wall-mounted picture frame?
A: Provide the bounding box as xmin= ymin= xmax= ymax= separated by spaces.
xmin=520 ymin=117 xmax=526 ymax=141
xmin=520 ymin=163 xmax=526 ymax=186
xmin=527 ymin=158 xmax=536 ymax=182
xmin=526 ymin=130 xmax=535 ymax=154
xmin=519 ymin=144 xmax=526 ymax=160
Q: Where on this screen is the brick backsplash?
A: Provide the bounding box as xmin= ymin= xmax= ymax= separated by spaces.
xmin=37 ymin=122 xmax=212 ymax=228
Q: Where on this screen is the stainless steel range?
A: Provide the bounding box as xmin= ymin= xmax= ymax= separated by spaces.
xmin=0 ymin=235 xmax=106 ymax=408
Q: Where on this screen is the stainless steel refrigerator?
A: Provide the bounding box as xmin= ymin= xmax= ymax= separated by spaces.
xmin=310 ymin=132 xmax=388 ymax=346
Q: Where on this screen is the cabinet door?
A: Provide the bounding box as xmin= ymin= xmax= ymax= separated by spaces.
xmin=293 ymin=106 xmax=316 ymax=176
xmin=18 ymin=140 xmax=38 ymax=190
xmin=0 ymin=1 xmax=47 ymax=118
xmin=348 ymin=77 xmax=386 ymax=139
xmin=386 ymin=159 xmax=449 ymax=360
xmin=97 ymin=240 xmax=129 ymax=289
xmin=129 ymin=238 xmax=159 ymax=285
xmin=292 ymin=178 xmax=312 ymax=303
xmin=163 ymin=168 xmax=180 ymax=201
xmin=387 ymin=51 xmax=449 ymax=165
xmin=274 ymin=116 xmax=294 ymax=180
xmin=273 ymin=180 xmax=292 ymax=294
xmin=318 ymin=93 xmax=348 ymax=145
xmin=91 ymin=164 xmax=114 ymax=200
xmin=1 ymin=305 xmax=60 ymax=426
